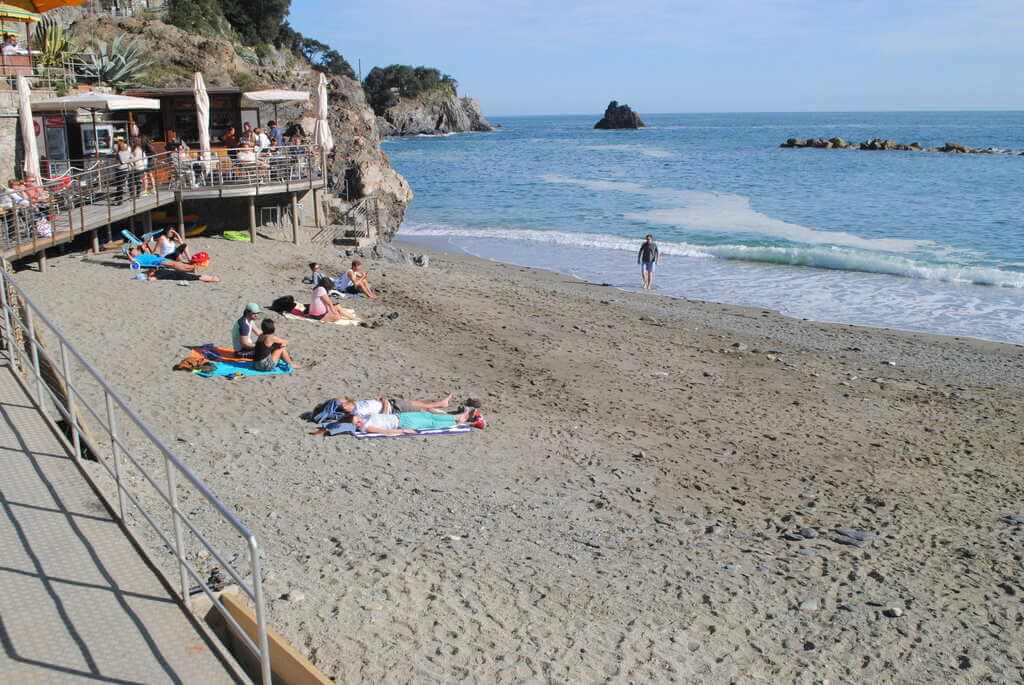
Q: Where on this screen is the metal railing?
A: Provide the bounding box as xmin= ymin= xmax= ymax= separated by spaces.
xmin=1 ymin=144 xmax=325 ymax=255
xmin=0 ymin=264 xmax=272 ymax=684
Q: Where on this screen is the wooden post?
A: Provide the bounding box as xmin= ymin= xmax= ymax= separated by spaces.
xmin=290 ymin=193 xmax=299 ymax=245
xmin=91 ymin=230 xmax=100 ymax=254
xmin=176 ymin=191 xmax=185 ymax=235
xmin=38 ymin=251 xmax=46 ymax=273
xmin=144 ymin=210 xmax=153 ymax=235
xmin=312 ymin=189 xmax=320 ymax=228
xmin=248 ymin=196 xmax=256 ymax=244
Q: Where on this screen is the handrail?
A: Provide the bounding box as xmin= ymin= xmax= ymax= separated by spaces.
xmin=1 ymin=144 xmax=325 ymax=256
xmin=0 ymin=264 xmax=272 ymax=684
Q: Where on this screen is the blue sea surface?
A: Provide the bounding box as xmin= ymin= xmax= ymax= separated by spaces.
xmin=385 ymin=112 xmax=1024 ymax=344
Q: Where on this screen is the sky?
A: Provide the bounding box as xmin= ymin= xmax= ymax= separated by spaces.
xmin=289 ymin=0 xmax=1024 ymax=116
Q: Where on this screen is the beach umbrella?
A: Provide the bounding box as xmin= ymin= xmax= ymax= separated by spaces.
xmin=193 ymin=72 xmax=211 ymax=158
xmin=312 ymin=72 xmax=334 ymax=153
xmin=17 ymin=75 xmax=40 ymax=179
xmin=241 ymin=88 xmax=310 ymax=123
xmin=33 ymin=91 xmax=160 ymax=158
xmin=4 ymin=0 xmax=87 ymax=13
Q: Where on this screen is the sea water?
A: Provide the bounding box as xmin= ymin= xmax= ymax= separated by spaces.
xmin=385 ymin=112 xmax=1024 ymax=344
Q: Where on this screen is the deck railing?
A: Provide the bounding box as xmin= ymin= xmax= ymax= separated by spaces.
xmin=0 ymin=264 xmax=272 ymax=683
xmin=0 ymin=144 xmax=325 ymax=255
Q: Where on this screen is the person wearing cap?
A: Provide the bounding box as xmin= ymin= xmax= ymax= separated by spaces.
xmin=231 ymin=303 xmax=262 ymax=356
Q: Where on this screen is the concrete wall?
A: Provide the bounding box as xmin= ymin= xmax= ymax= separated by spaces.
xmin=0 ymin=88 xmax=58 ymax=184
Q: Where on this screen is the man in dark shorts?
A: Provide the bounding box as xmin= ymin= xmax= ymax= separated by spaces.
xmin=637 ymin=234 xmax=660 ymax=289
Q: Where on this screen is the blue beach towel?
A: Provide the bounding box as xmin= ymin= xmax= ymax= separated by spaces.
xmin=354 ymin=426 xmax=473 ymax=439
xmin=194 ymin=359 xmax=292 ymax=378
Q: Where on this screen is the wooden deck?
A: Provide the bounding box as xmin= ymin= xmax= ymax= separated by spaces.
xmin=1 ymin=179 xmax=326 ymax=262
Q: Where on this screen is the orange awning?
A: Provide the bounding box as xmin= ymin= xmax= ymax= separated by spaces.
xmin=4 ymin=0 xmax=88 ymax=13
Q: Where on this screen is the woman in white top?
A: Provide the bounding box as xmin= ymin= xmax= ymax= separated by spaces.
xmin=154 ymin=227 xmax=191 ymax=263
xmin=339 ymin=393 xmax=454 ymax=418
xmin=130 ymin=137 xmax=146 ymax=199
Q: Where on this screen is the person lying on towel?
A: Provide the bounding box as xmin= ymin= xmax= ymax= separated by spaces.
xmin=314 ymin=408 xmax=484 ymax=436
xmin=340 ymin=393 xmax=454 ymax=417
xmin=128 ymin=245 xmax=220 ymax=283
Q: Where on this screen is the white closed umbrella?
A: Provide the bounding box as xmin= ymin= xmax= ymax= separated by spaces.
xmin=17 ymin=75 xmax=40 ymax=180
xmin=193 ymin=72 xmax=211 ymax=160
xmin=313 ymin=72 xmax=334 ymax=153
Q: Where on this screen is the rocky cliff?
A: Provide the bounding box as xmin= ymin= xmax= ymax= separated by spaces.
xmin=66 ymin=15 xmax=412 ymax=241
xmin=594 ymin=101 xmax=645 ymax=130
xmin=375 ymin=90 xmax=493 ymax=137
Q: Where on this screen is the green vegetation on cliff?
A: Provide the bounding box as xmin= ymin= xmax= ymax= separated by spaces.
xmin=166 ymin=0 xmax=352 ymax=78
xmin=363 ymin=65 xmax=458 ymax=115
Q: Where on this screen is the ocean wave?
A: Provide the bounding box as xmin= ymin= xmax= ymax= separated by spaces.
xmin=401 ymin=224 xmax=1024 ymax=288
xmin=542 ymin=174 xmax=928 ymax=252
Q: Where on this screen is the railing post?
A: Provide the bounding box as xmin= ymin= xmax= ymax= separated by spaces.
xmin=0 ymin=269 xmax=19 ymax=371
xmin=164 ymin=455 xmax=189 ymax=603
xmin=58 ymin=341 xmax=82 ymax=463
xmin=249 ymin=537 xmax=272 ymax=685
xmin=105 ymin=391 xmax=127 ymax=522
xmin=23 ymin=305 xmax=44 ymax=406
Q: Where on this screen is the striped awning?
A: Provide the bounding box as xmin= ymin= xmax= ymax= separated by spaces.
xmin=0 ymin=2 xmax=41 ymax=22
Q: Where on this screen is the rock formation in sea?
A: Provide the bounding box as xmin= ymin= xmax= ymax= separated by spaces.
xmin=375 ymin=92 xmax=493 ymax=137
xmin=780 ymin=137 xmax=1019 ymax=155
xmin=594 ymin=101 xmax=645 ymax=129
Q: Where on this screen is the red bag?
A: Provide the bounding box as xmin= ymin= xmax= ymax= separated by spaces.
xmin=190 ymin=251 xmax=210 ymax=267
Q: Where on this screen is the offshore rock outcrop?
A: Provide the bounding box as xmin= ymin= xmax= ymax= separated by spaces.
xmin=781 ymin=137 xmax=1023 ymax=156
xmin=376 ymin=92 xmax=493 ymax=136
xmin=594 ymin=101 xmax=645 ymax=129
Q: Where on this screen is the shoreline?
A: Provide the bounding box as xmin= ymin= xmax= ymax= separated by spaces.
xmin=397 ymin=236 xmax=1024 ymax=352
xmin=14 ymin=236 xmax=1024 ymax=682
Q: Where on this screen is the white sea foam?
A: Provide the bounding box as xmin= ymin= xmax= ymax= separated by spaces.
xmin=542 ymin=174 xmax=929 ymax=252
xmin=580 ymin=144 xmax=676 ymax=159
xmin=401 ymin=223 xmax=1024 ymax=288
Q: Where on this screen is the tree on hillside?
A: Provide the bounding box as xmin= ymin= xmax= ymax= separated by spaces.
xmin=166 ymin=0 xmax=233 ymax=37
xmin=363 ymin=65 xmax=458 ymax=114
xmin=280 ymin=28 xmax=355 ymax=79
xmin=221 ymin=0 xmax=291 ymax=45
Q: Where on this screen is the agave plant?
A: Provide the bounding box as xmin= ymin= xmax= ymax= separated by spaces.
xmin=35 ymin=15 xmax=74 ymax=68
xmin=77 ymin=34 xmax=151 ymax=89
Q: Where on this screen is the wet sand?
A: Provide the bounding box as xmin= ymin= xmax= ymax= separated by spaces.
xmin=15 ymin=235 xmax=1024 ymax=683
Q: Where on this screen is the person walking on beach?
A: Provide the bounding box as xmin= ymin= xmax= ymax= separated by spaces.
xmin=638 ymin=234 xmax=659 ymax=289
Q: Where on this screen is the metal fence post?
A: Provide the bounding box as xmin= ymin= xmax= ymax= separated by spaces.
xmin=23 ymin=305 xmax=44 ymax=406
xmin=164 ymin=455 xmax=189 ymax=602
xmin=249 ymin=537 xmax=272 ymax=684
xmin=58 ymin=341 xmax=82 ymax=462
xmin=105 ymin=392 xmax=127 ymax=522
xmin=0 ymin=269 xmax=18 ymax=371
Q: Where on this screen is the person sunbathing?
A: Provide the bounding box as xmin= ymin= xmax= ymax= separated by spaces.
xmin=307 ymin=280 xmax=357 ymax=323
xmin=253 ymin=318 xmax=299 ymax=371
xmin=155 ymin=227 xmax=191 ymax=263
xmin=339 ymin=394 xmax=454 ymax=417
xmin=314 ymin=408 xmax=484 ymax=436
xmin=128 ymin=245 xmax=220 ymax=283
xmin=338 ymin=259 xmax=376 ymax=299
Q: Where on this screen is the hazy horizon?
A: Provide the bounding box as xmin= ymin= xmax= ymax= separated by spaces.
xmin=291 ymin=0 xmax=1024 ymax=116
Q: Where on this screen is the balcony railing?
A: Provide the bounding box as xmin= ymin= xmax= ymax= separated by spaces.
xmin=1 ymin=144 xmax=325 ymax=256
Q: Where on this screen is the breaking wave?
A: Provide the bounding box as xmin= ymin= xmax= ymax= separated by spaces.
xmin=400 ymin=223 xmax=1024 ymax=288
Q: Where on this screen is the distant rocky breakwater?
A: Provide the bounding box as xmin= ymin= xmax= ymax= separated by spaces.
xmin=781 ymin=137 xmax=1023 ymax=155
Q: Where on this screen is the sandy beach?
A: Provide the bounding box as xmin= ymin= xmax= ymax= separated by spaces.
xmin=14 ymin=235 xmax=1024 ymax=683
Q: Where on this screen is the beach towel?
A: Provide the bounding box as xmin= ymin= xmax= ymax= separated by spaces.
xmin=192 ymin=345 xmax=252 ymax=363
xmin=223 ymin=230 xmax=251 ymax=242
xmin=354 ymin=426 xmax=473 ymax=439
xmin=194 ymin=359 xmax=292 ymax=378
xmin=283 ymin=309 xmax=361 ymax=326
